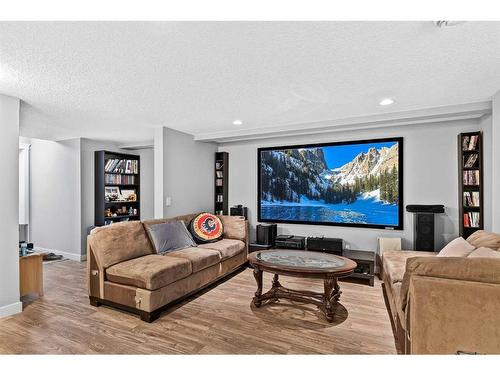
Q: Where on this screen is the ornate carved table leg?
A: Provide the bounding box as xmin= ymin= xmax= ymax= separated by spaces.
xmin=333 ymin=277 xmax=341 ymax=302
xmin=253 ymin=267 xmax=263 ymax=307
xmin=272 ymin=274 xmax=281 ymax=288
xmin=323 ymin=277 xmax=337 ymax=322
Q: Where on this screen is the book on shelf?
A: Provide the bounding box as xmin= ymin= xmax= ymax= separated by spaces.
xmin=463 ymin=191 xmax=480 ymax=207
xmin=216 ymin=194 xmax=224 ymax=203
xmin=215 ymin=210 xmax=224 ymax=215
xmin=104 ymin=158 xmax=139 ymax=174
xmin=105 ymin=173 xmax=136 ymax=185
xmin=463 ymin=154 xmax=479 ymax=168
xmin=463 ymin=170 xmax=480 ymax=185
xmin=216 ymin=171 xmax=223 ymax=178
xmin=463 ymin=212 xmax=480 ymax=228
xmin=216 ymin=179 xmax=223 ymax=186
xmin=462 ymin=135 xmax=479 ymax=151
xmin=215 ymin=162 xmax=223 ymax=170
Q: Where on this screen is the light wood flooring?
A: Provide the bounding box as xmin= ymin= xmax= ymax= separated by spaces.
xmin=0 ymin=260 xmax=396 ymax=354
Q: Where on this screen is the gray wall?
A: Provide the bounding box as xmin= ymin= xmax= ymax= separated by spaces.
xmin=155 ymin=127 xmax=217 ymax=218
xmin=137 ymin=148 xmax=154 ymax=220
xmin=219 ymin=118 xmax=493 ymax=251
xmin=28 ymin=138 xmax=153 ymax=259
xmin=0 ymin=94 xmax=21 ymax=318
xmin=492 ymin=91 xmax=500 ymax=232
xmin=30 ymin=138 xmax=82 ymax=260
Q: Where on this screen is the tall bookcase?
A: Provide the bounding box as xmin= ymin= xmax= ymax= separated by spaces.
xmin=458 ymin=132 xmax=483 ymax=237
xmin=95 ymin=151 xmax=140 ymax=226
xmin=215 ymin=152 xmax=229 ymax=215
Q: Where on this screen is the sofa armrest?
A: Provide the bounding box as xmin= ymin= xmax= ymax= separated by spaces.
xmin=87 ymin=237 xmax=106 ymax=299
xmin=407 ymin=276 xmax=500 ymax=354
xmin=401 ymin=257 xmax=500 ymax=310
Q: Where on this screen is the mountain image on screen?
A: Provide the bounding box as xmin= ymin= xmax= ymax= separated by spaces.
xmin=260 ymin=141 xmax=400 ymax=226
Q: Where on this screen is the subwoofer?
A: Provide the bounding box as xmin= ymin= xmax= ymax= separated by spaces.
xmin=414 ymin=213 xmax=435 ymax=251
xmin=256 ymin=224 xmax=277 ymax=246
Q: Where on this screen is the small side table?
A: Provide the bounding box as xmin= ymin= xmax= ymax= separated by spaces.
xmin=19 ymin=253 xmax=44 ymax=297
xmin=342 ymin=249 xmax=375 ymax=287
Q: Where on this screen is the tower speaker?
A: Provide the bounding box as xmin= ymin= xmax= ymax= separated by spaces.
xmin=414 ymin=213 xmax=435 ymax=251
xmin=256 ymin=224 xmax=277 ymax=246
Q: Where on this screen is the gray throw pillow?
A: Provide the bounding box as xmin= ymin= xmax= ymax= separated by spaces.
xmin=147 ymin=221 xmax=197 ymax=254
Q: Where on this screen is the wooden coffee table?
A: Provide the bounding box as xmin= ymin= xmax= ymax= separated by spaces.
xmin=248 ymin=250 xmax=357 ymax=322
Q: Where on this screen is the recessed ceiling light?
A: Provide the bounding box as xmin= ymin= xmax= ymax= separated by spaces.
xmin=435 ymin=21 xmax=466 ymax=28
xmin=379 ymin=98 xmax=395 ymax=106
xmin=233 ymin=120 xmax=243 ymax=126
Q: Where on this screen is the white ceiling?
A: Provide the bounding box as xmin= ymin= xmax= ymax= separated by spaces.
xmin=0 ymin=21 xmax=499 ymax=144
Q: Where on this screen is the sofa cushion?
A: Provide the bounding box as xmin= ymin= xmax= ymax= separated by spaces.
xmin=468 ymin=247 xmax=500 ymax=259
xmin=198 ymin=239 xmax=245 ymax=260
xmin=166 ymin=247 xmax=221 ymax=273
xmin=219 ymin=215 xmax=247 ymax=242
xmin=382 ymin=250 xmax=436 ymax=285
xmin=146 ymin=220 xmax=197 ymax=254
xmin=466 ymin=230 xmax=500 ymax=250
xmin=106 ymin=254 xmax=192 ymax=290
xmin=89 ymin=221 xmax=154 ymax=268
xmin=142 ymin=214 xmax=199 ymax=233
xmin=437 ymin=237 xmax=475 ymax=257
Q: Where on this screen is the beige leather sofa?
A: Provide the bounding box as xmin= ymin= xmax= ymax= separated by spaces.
xmin=382 ymin=230 xmax=500 ymax=354
xmin=87 ymin=214 xmax=248 ymax=322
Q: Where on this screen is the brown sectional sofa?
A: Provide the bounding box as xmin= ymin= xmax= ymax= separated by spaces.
xmin=382 ymin=230 xmax=500 ymax=354
xmin=87 ymin=213 xmax=248 ymax=322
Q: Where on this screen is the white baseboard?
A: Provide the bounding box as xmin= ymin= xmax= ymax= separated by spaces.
xmin=0 ymin=301 xmax=22 ymax=318
xmin=35 ymin=247 xmax=86 ymax=262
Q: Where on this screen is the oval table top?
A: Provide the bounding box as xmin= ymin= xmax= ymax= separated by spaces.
xmin=248 ymin=249 xmax=357 ymax=277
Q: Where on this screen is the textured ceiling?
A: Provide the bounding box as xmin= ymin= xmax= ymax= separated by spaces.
xmin=0 ymin=21 xmax=499 ymax=144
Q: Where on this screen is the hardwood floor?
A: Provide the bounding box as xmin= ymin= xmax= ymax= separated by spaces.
xmin=0 ymin=259 xmax=396 ymax=354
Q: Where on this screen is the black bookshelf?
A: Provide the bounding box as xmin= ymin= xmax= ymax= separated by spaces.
xmin=95 ymin=150 xmax=140 ymax=226
xmin=215 ymin=152 xmax=229 ymax=215
xmin=458 ymin=132 xmax=483 ymax=237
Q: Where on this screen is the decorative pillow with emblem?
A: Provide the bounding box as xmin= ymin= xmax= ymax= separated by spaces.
xmin=188 ymin=212 xmax=224 ymax=244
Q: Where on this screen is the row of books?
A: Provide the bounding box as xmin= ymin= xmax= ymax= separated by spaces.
xmin=463 ymin=212 xmax=480 ymax=228
xmin=215 ymin=210 xmax=224 ymax=215
xmin=216 ymin=171 xmax=224 ymax=178
xmin=105 ymin=158 xmax=139 ymax=174
xmin=462 ymin=135 xmax=479 ymax=151
xmin=463 ymin=191 xmax=480 ymax=207
xmin=216 ymin=178 xmax=223 ymax=187
xmin=463 ymin=154 xmax=479 ymax=168
xmin=216 ymin=194 xmax=224 ymax=202
xmin=105 ymin=173 xmax=136 ymax=185
xmin=463 ymin=170 xmax=480 ymax=186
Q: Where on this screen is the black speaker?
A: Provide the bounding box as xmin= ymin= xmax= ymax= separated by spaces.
xmin=230 ymin=205 xmax=248 ymax=220
xmin=256 ymin=224 xmax=277 ymax=246
xmin=306 ymin=237 xmax=343 ymax=256
xmin=414 ymin=213 xmax=435 ymax=251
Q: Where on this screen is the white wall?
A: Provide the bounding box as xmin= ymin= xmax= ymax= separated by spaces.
xmin=492 ymin=90 xmax=500 ymax=232
xmin=219 ymin=118 xmax=493 ymax=251
xmin=155 ymin=127 xmax=217 ymax=218
xmin=30 ymin=138 xmax=82 ymax=260
xmin=0 ymin=94 xmax=22 ymax=318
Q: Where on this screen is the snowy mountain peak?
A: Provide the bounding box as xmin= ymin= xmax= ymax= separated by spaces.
xmin=333 ymin=143 xmax=398 ymax=185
